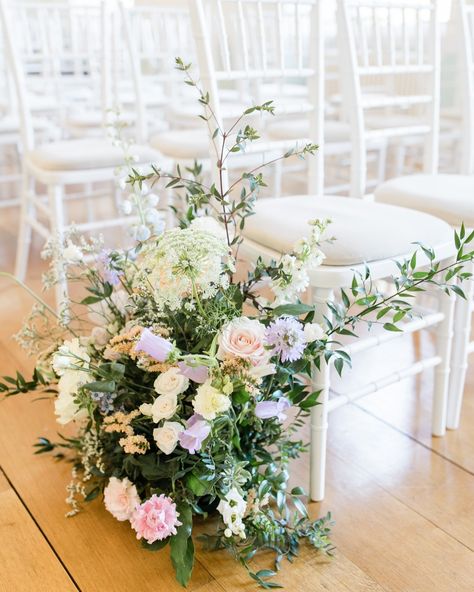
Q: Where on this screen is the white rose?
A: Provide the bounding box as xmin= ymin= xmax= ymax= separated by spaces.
xmin=104 ymin=477 xmax=140 ymax=521
xmin=139 ymin=403 xmax=153 ymax=417
xmin=192 ymin=380 xmax=231 ymax=421
xmin=303 ymin=323 xmax=326 ymax=342
xmin=150 ymin=392 xmax=178 ymax=422
xmin=52 ymin=338 xmax=90 ymax=376
xmin=55 ymin=371 xmax=88 ymax=425
xmin=154 ymin=367 xmax=189 ymax=397
xmin=153 ymin=421 xmax=184 ymax=454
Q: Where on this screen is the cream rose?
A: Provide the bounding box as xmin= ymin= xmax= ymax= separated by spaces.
xmin=150 ymin=393 xmax=179 ymax=423
xmin=104 ymin=477 xmax=140 ymax=521
xmin=217 ymin=317 xmax=267 ymax=365
xmin=154 ymin=367 xmax=189 ymax=397
xmin=192 ymin=381 xmax=231 ymax=420
xmin=91 ymin=326 xmax=110 ymax=349
xmin=153 ymin=421 xmax=184 ymax=454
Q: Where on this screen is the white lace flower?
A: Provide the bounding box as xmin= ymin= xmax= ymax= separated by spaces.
xmin=135 ymin=227 xmax=232 ymax=311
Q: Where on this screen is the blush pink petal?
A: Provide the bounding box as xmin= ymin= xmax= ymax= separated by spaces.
xmin=130 ymin=494 xmax=181 ymax=544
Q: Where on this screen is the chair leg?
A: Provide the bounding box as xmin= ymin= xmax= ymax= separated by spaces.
xmin=432 ymin=270 xmax=456 ymax=437
xmin=447 ymin=259 xmax=474 ymax=429
xmin=14 ymin=172 xmax=33 ymax=281
xmin=310 ymin=287 xmax=333 ymax=502
xmin=47 ymin=183 xmax=68 ymax=312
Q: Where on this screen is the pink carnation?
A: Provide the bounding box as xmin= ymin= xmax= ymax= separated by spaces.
xmin=104 ymin=477 xmax=140 ymax=522
xmin=130 ymin=494 xmax=181 ymax=544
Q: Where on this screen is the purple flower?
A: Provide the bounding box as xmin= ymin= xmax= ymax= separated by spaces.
xmin=178 ymin=414 xmax=211 ymax=454
xmin=255 ymin=397 xmax=291 ymax=422
xmin=135 ymin=329 xmax=173 ymax=362
xmin=99 ymin=249 xmax=123 ymax=286
xmin=177 ymin=361 xmax=209 ymax=384
xmin=265 ymin=316 xmax=306 ymax=363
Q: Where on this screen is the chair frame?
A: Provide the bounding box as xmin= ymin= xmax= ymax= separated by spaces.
xmin=0 ymin=0 xmax=138 ymax=308
xmin=190 ymin=0 xmax=456 ymax=501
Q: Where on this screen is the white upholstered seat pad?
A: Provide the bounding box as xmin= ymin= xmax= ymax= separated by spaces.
xmin=28 ymin=139 xmax=160 ymax=171
xmin=374 ymin=174 xmax=474 ymax=227
xmin=243 ymin=195 xmax=452 ymax=266
xmin=267 ymin=119 xmax=350 ymax=143
xmin=150 ymin=129 xmax=209 ymax=160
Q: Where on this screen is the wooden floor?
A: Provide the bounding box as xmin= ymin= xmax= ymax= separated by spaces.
xmin=0 ymin=202 xmax=473 ymax=592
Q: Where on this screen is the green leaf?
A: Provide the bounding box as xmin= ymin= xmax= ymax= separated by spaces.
xmin=271 ymin=303 xmax=314 ymax=316
xmin=383 ymin=323 xmax=403 ymax=332
xmin=299 ymin=390 xmax=321 ymax=410
xmin=186 ymin=474 xmax=213 ymax=496
xmin=141 ymin=538 xmax=169 ymax=551
xmin=82 ymin=380 xmax=115 ymax=393
xmin=170 ymin=503 xmax=194 ymax=587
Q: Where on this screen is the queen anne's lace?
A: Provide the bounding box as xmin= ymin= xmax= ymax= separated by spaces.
xmin=136 ymin=228 xmax=233 ymax=311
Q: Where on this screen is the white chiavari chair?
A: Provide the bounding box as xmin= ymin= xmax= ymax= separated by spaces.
xmin=0 ymin=0 xmax=161 ymax=309
xmin=373 ymin=0 xmax=474 ymax=431
xmin=190 ymin=0 xmax=456 ymax=501
xmin=336 ymin=0 xmax=442 ymax=199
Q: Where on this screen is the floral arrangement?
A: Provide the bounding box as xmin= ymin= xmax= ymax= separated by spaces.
xmin=1 ymin=61 xmax=473 ymax=589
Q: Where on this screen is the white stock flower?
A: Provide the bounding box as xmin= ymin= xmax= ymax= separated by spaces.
xmin=217 ymin=488 xmax=247 ymax=538
xmin=154 ymin=368 xmax=189 ymax=397
xmin=52 ymin=339 xmax=90 ymax=376
xmin=150 ymin=393 xmax=179 ymax=422
xmin=303 ymin=322 xmax=326 ymax=342
xmin=153 ymin=421 xmax=184 ymax=454
xmin=55 ymin=371 xmax=88 ymax=425
xmin=192 ymin=381 xmax=231 ymax=421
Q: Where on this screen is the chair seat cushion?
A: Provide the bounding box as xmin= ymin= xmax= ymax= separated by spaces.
xmin=267 ymin=118 xmax=350 ymax=143
xmin=242 ymin=195 xmax=453 ymax=266
xmin=28 ymin=139 xmax=160 ymax=171
xmin=150 ymin=129 xmax=209 ymax=160
xmin=374 ymin=174 xmax=474 ymax=227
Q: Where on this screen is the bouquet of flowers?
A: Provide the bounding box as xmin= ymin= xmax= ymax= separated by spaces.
xmin=2 ymin=62 xmax=473 ymax=589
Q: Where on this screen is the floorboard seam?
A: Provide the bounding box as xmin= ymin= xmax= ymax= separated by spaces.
xmin=0 ymin=464 xmax=82 ymax=591
xmin=352 ymin=402 xmax=474 ymax=477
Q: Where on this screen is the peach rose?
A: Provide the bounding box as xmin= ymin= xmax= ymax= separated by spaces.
xmin=104 ymin=477 xmax=140 ymax=521
xmin=217 ymin=317 xmax=268 ymax=365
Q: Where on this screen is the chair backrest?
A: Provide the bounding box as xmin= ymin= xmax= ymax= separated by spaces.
xmin=337 ymin=0 xmax=440 ymax=197
xmin=188 ymin=0 xmax=324 ymax=196
xmin=0 ymin=0 xmax=103 ymax=151
xmin=454 ymin=0 xmax=474 ymax=174
xmin=118 ymin=2 xmax=195 ymax=143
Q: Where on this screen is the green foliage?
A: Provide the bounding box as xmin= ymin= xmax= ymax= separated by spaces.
xmin=170 ymin=503 xmax=194 ymax=587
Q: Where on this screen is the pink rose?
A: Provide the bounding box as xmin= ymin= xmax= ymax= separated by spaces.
xmin=217 ymin=317 xmax=268 ymax=365
xmin=131 ymin=494 xmax=182 ymax=544
xmin=104 ymin=477 xmax=140 ymax=522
